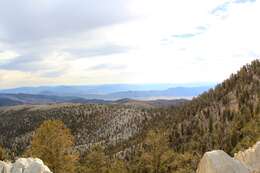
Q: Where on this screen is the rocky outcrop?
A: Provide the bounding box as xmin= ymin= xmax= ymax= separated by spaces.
xmin=235 ymin=142 xmax=260 ymax=173
xmin=0 ymin=158 xmax=52 ymax=173
xmin=196 ymin=150 xmax=252 ymax=173
xmin=197 ymin=141 xmax=260 ymax=173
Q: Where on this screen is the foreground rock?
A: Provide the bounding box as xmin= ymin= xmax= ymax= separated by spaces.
xmin=197 ymin=141 xmax=260 ymax=173
xmin=0 ymin=158 xmax=52 ymax=173
xmin=235 ymin=142 xmax=260 ymax=172
xmin=196 ymin=150 xmax=251 ymax=173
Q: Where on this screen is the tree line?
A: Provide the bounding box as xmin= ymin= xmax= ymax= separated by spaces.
xmin=1 ymin=60 xmax=260 ymax=173
xmin=1 ymin=120 xmax=192 ymax=173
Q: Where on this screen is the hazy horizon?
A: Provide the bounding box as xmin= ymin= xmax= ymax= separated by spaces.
xmin=0 ymin=82 xmax=216 ymax=90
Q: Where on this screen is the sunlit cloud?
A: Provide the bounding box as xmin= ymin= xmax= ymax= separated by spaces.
xmin=0 ymin=0 xmax=259 ymax=88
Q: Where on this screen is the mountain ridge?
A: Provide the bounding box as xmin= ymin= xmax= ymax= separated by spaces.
xmin=0 ymin=60 xmax=259 ymax=173
xmin=0 ymin=93 xmax=188 ymax=108
xmin=0 ymin=86 xmax=212 ymax=100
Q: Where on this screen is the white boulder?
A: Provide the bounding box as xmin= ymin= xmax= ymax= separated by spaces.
xmin=196 ymin=150 xmax=251 ymax=173
xmin=0 ymin=158 xmax=51 ymax=173
xmin=0 ymin=161 xmax=12 ymax=173
xmin=235 ymin=141 xmax=260 ymax=173
xmin=197 ymin=141 xmax=260 ymax=173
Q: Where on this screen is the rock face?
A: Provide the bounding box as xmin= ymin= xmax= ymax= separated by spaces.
xmin=235 ymin=142 xmax=260 ymax=173
xmin=196 ymin=150 xmax=252 ymax=173
xmin=0 ymin=158 xmax=52 ymax=173
xmin=197 ymin=141 xmax=260 ymax=173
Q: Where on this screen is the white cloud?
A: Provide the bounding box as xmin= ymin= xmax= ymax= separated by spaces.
xmin=0 ymin=0 xmax=259 ymax=88
xmin=0 ymin=51 xmax=18 ymax=63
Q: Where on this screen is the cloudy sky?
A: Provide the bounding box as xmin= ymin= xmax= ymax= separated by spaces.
xmin=0 ymin=0 xmax=259 ymax=88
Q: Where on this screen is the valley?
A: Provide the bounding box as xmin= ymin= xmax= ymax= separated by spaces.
xmin=0 ymin=60 xmax=259 ymax=173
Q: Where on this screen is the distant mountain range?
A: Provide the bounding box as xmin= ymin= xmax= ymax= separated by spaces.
xmin=0 ymin=61 xmax=259 ymax=173
xmin=0 ymin=84 xmax=213 ymax=100
xmin=0 ymin=84 xmax=181 ymax=95
xmin=0 ymin=93 xmax=110 ymax=106
xmin=104 ymin=86 xmax=212 ymax=100
xmin=0 ymin=93 xmax=188 ymax=108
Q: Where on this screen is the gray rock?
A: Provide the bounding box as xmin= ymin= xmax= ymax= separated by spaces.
xmin=196 ymin=150 xmax=251 ymax=173
xmin=235 ymin=142 xmax=260 ymax=173
xmin=197 ymin=141 xmax=260 ymax=173
xmin=0 ymin=158 xmax=51 ymax=173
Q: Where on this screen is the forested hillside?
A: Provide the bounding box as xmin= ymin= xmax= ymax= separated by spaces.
xmin=153 ymin=59 xmax=260 ymax=171
xmin=168 ymin=60 xmax=259 ymax=151
xmin=0 ymin=104 xmax=159 ymax=156
xmin=0 ymin=60 xmax=259 ymax=173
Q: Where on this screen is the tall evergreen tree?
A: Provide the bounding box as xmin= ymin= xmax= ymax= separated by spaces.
xmin=139 ymin=130 xmax=175 ymax=173
xmin=80 ymin=145 xmax=109 ymax=173
xmin=26 ymin=120 xmax=78 ymax=173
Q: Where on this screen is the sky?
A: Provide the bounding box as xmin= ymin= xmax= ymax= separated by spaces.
xmin=0 ymin=0 xmax=259 ymax=88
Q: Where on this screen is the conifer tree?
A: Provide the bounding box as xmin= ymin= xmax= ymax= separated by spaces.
xmin=80 ymin=145 xmax=109 ymax=173
xmin=139 ymin=130 xmax=175 ymax=173
xmin=0 ymin=145 xmax=7 ymax=161
xmin=109 ymin=159 xmax=128 ymax=173
xmin=26 ymin=120 xmax=78 ymax=173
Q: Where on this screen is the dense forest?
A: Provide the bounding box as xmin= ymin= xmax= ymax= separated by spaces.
xmin=0 ymin=60 xmax=259 ymax=173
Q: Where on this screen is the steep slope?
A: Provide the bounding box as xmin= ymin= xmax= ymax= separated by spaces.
xmin=151 ymin=60 xmax=260 ymax=171
xmin=0 ymin=60 xmax=259 ymax=173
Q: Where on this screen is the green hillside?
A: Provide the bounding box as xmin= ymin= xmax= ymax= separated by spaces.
xmin=0 ymin=60 xmax=259 ymax=173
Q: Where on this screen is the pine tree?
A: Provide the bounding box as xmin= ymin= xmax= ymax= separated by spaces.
xmin=139 ymin=130 xmax=175 ymax=173
xmin=108 ymin=159 xmax=128 ymax=173
xmin=80 ymin=145 xmax=109 ymax=173
xmin=0 ymin=145 xmax=7 ymax=161
xmin=26 ymin=120 xmax=78 ymax=173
